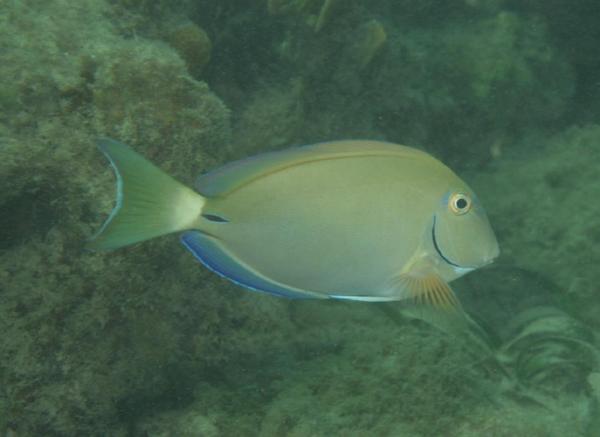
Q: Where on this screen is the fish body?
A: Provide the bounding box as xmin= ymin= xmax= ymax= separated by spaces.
xmin=89 ymin=139 xmax=499 ymax=309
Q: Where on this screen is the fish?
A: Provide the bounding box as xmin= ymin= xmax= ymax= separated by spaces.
xmin=88 ymin=138 xmax=499 ymax=311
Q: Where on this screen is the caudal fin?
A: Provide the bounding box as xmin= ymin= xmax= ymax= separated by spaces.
xmin=87 ymin=138 xmax=205 ymax=250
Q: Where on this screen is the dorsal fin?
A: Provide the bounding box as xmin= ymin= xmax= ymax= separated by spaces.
xmin=195 ymin=140 xmax=429 ymax=197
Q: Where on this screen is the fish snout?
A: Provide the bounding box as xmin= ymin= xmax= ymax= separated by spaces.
xmin=481 ymin=238 xmax=500 ymax=266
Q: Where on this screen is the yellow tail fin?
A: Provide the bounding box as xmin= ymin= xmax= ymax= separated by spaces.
xmin=87 ymin=138 xmax=205 ymax=251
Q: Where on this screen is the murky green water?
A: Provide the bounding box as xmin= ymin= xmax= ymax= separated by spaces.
xmin=1 ymin=1 xmax=599 ymax=435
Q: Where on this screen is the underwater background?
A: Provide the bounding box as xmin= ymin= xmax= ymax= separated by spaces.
xmin=1 ymin=0 xmax=600 ymax=435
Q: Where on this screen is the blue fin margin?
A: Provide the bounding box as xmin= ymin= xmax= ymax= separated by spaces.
xmin=180 ymin=231 xmax=326 ymax=300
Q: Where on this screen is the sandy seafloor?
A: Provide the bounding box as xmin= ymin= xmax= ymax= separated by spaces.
xmin=2 ymin=0 xmax=600 ymax=435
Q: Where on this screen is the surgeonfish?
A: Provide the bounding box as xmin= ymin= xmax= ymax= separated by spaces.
xmin=88 ymin=139 xmax=499 ymax=310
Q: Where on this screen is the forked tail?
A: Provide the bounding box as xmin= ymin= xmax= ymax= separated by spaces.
xmin=87 ymin=138 xmax=205 ymax=250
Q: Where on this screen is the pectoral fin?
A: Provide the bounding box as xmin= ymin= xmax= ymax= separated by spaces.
xmin=391 ymin=272 xmax=469 ymax=335
xmin=394 ymin=273 xmax=463 ymax=312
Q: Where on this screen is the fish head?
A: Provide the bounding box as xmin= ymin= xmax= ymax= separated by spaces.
xmin=430 ymin=188 xmax=499 ymax=273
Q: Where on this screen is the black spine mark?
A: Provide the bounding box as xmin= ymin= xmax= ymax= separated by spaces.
xmin=202 ymin=213 xmax=229 ymax=223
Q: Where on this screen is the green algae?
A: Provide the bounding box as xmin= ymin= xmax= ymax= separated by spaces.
xmin=1 ymin=0 xmax=599 ymax=435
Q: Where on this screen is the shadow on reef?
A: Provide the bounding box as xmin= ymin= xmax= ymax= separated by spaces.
xmin=0 ymin=187 xmax=58 ymax=250
xmin=462 ymin=266 xmax=598 ymax=396
xmin=381 ymin=264 xmax=600 ymax=432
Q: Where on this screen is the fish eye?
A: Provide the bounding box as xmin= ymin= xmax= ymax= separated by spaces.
xmin=449 ymin=193 xmax=471 ymax=215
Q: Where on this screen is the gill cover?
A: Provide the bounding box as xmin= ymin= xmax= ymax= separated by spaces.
xmin=433 ymin=191 xmax=499 ymax=268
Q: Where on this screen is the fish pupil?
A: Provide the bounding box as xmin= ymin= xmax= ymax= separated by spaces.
xmin=456 ymin=198 xmax=468 ymax=209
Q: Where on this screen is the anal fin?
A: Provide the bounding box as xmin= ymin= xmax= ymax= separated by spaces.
xmin=180 ymin=231 xmax=327 ymax=300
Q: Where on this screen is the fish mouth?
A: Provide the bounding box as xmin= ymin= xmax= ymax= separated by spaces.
xmin=431 ymin=215 xmax=463 ymax=269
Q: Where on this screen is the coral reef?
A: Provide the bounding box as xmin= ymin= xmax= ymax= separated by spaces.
xmin=366 ymin=9 xmax=574 ymax=158
xmin=467 ymin=124 xmax=600 ymax=329
xmin=0 ymin=0 xmax=233 ymax=434
xmin=267 ymin=0 xmax=341 ymax=32
xmin=232 ymin=78 xmax=305 ymax=154
xmin=165 ymin=23 xmax=212 ymax=78
xmin=351 ymin=19 xmax=387 ymax=69
xmin=229 ymin=1 xmax=574 ymax=157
